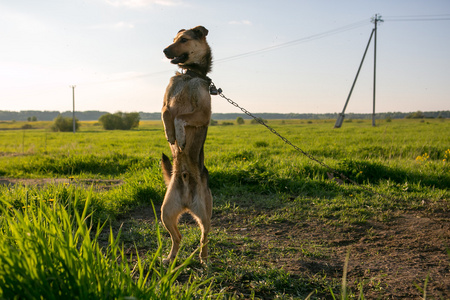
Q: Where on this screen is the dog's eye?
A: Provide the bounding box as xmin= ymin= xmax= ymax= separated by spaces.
xmin=180 ymin=38 xmax=188 ymax=43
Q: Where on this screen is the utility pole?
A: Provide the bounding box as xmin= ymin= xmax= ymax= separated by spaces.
xmin=334 ymin=14 xmax=383 ymax=128
xmin=372 ymin=14 xmax=383 ymax=127
xmin=70 ymin=85 xmax=76 ymax=133
xmin=334 ymin=29 xmax=375 ymax=128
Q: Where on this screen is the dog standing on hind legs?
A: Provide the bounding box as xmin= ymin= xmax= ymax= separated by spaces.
xmin=160 ymin=26 xmax=213 ymax=263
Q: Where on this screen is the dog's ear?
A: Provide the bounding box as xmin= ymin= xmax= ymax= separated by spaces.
xmin=178 ymin=29 xmax=186 ymax=33
xmin=192 ymin=26 xmax=208 ymax=39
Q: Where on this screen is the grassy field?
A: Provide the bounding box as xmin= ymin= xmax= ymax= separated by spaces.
xmin=0 ymin=118 xmax=449 ymax=299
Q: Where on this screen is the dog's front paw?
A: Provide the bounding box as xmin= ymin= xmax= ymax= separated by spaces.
xmin=177 ymin=139 xmax=186 ymax=151
xmin=165 ymin=131 xmax=176 ymax=145
xmin=167 ymin=136 xmax=176 ymax=145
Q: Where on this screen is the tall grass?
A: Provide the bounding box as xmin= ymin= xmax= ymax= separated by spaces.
xmin=0 ymin=190 xmax=212 ymax=299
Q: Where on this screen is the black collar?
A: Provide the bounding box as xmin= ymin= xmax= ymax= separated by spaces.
xmin=184 ymin=70 xmax=212 ymax=85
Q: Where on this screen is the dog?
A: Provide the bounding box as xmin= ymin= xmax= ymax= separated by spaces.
xmin=160 ymin=26 xmax=213 ymax=263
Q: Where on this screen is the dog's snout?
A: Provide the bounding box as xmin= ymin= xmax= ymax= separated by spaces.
xmin=163 ymin=47 xmax=174 ymax=59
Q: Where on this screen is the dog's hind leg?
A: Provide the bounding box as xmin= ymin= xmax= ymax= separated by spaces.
xmin=190 ymin=189 xmax=212 ymax=263
xmin=161 ymin=190 xmax=184 ymax=263
xmin=200 ymin=207 xmax=212 ymax=263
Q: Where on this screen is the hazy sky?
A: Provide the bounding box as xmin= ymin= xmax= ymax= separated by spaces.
xmin=1 ymin=0 xmax=449 ymax=114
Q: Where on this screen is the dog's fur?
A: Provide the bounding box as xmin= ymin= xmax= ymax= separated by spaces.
xmin=160 ymin=26 xmax=213 ymax=263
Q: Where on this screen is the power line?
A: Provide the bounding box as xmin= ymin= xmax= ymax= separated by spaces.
xmin=384 ymin=14 xmax=450 ymax=22
xmin=79 ymin=70 xmax=170 ymax=86
xmin=386 ymin=13 xmax=450 ymax=18
xmin=386 ymin=18 xmax=450 ymax=22
xmin=215 ymin=19 xmax=370 ymax=63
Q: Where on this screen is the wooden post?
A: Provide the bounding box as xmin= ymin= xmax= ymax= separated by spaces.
xmin=70 ymin=85 xmax=76 ymax=133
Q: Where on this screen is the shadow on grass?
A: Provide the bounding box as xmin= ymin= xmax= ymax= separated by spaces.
xmin=209 ymin=168 xmax=344 ymax=200
xmin=335 ymin=159 xmax=450 ymax=189
xmin=210 ymin=157 xmax=449 ymax=200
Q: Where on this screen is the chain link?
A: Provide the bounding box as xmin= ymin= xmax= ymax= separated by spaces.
xmin=215 ymin=86 xmax=390 ymax=199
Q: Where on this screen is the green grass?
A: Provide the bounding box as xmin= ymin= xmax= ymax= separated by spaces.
xmin=0 ymin=189 xmax=212 ymax=299
xmin=0 ymin=118 xmax=449 ymax=298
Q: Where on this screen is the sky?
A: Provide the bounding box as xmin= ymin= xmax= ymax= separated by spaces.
xmin=1 ymin=0 xmax=449 ymax=115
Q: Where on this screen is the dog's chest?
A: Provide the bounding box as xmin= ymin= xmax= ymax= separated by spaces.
xmin=166 ymin=76 xmax=207 ymax=114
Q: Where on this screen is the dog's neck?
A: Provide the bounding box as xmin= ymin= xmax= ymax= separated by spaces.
xmin=180 ymin=51 xmax=212 ymax=77
xmin=183 ymin=69 xmax=212 ymax=85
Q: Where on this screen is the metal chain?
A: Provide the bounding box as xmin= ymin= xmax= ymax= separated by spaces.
xmin=213 ymin=84 xmax=390 ymax=199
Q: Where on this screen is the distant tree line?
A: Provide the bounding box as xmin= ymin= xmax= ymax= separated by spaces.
xmin=0 ymin=110 xmax=449 ymax=121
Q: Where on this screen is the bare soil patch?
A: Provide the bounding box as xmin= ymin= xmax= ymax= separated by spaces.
xmin=118 ymin=205 xmax=449 ymax=299
xmin=214 ymin=210 xmax=450 ymax=299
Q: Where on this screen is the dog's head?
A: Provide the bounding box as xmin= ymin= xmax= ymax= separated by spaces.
xmin=163 ymin=26 xmax=210 ymax=71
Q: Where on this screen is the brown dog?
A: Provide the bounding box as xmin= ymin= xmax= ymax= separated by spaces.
xmin=160 ymin=26 xmax=213 ymax=263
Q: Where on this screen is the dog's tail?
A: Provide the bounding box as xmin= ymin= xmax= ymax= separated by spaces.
xmin=161 ymin=153 xmax=173 ymax=186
